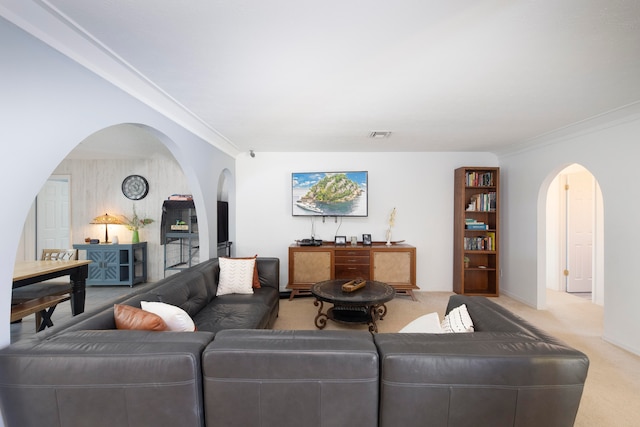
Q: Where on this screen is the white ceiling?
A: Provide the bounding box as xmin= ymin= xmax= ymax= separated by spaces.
xmin=4 ymin=0 xmax=640 ymax=157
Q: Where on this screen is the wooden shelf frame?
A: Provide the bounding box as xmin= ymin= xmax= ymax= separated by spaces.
xmin=453 ymin=167 xmax=500 ymax=296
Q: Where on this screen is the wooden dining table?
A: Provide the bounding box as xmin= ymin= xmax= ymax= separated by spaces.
xmin=13 ymin=260 xmax=92 ymax=316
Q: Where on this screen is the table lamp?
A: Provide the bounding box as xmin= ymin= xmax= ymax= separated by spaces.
xmin=91 ymin=213 xmax=123 ymax=243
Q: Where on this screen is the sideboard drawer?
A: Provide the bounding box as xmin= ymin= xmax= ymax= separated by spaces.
xmin=336 ymin=249 xmax=368 ymax=257
xmin=334 ymin=255 xmax=370 ymax=265
xmin=335 ymin=264 xmax=370 ymax=279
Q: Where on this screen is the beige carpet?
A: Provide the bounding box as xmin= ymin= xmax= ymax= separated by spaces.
xmin=273 ymin=290 xmax=640 ymax=426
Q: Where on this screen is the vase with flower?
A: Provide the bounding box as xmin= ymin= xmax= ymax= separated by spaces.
xmin=386 ymin=207 xmax=396 ymax=246
xmin=121 ymin=206 xmax=154 ymax=243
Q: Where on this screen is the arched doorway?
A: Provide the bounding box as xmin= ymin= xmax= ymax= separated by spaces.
xmin=544 ymin=163 xmax=604 ymax=306
xmin=17 ymin=123 xmax=204 ymax=282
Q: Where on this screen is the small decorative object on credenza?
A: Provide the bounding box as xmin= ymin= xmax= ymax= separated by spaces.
xmin=299 ymin=238 xmax=322 ymax=246
xmin=121 ymin=205 xmax=154 ymax=244
xmin=342 ymin=278 xmax=366 ymax=293
xmin=386 ymin=207 xmax=397 ymax=246
xmin=335 ymin=236 xmax=347 ymax=245
xmin=362 ymin=234 xmax=372 ymax=245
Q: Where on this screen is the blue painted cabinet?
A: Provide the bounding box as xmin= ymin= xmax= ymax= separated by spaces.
xmin=74 ymin=242 xmax=147 ymax=287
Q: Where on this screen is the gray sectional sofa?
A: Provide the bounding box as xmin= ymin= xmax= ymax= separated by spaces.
xmin=0 ymin=258 xmax=589 ymax=427
xmin=0 ymin=257 xmax=280 ymax=427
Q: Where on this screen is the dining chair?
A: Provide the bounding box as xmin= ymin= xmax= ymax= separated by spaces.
xmin=41 ymin=248 xmax=78 ymax=261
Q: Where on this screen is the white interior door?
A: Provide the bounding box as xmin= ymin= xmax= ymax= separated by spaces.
xmin=37 ymin=176 xmax=71 ymax=255
xmin=566 ymin=171 xmax=593 ymax=293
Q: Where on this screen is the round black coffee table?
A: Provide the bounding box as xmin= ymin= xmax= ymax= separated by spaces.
xmin=311 ymin=279 xmax=395 ymax=333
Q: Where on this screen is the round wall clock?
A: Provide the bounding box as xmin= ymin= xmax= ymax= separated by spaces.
xmin=122 ymin=174 xmax=149 ymax=200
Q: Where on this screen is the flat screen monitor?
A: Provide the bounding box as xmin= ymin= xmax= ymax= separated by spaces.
xmin=217 ymin=201 xmax=229 ymax=243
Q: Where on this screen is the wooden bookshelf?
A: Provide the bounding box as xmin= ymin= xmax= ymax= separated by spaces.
xmin=453 ymin=167 xmax=499 ymax=296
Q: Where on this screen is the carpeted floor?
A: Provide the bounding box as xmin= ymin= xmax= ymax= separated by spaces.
xmin=274 ymin=290 xmax=640 ymax=427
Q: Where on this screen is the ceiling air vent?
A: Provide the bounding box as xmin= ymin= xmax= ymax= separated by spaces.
xmin=369 ymin=131 xmax=391 ymax=139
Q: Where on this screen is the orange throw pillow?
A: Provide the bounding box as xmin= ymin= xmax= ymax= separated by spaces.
xmin=114 ymin=304 xmax=167 ymax=331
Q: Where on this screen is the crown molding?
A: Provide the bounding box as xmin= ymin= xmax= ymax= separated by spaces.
xmin=1 ymin=0 xmax=240 ymax=158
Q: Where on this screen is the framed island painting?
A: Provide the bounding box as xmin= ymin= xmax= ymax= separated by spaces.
xmin=292 ymin=171 xmax=368 ymax=217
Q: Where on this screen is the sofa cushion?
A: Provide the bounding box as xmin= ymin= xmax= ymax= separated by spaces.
xmin=151 ymin=270 xmax=211 ymax=317
xmin=0 ymin=330 xmax=214 ymax=427
xmin=113 ymin=304 xmax=167 ymax=331
xmin=216 ymin=257 xmax=256 ymax=296
xmin=186 ymin=258 xmax=221 ymax=300
xmin=141 ymin=301 xmax=196 ymax=332
xmin=193 ymin=300 xmax=272 ymax=333
xmin=203 ymin=330 xmax=379 ymax=427
xmin=213 ymin=287 xmax=279 ymax=309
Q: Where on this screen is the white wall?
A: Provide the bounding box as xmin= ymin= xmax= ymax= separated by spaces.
xmin=235 ymin=151 xmax=498 ymax=291
xmin=0 ymin=17 xmax=235 ymax=356
xmin=498 ymin=104 xmax=640 ymax=355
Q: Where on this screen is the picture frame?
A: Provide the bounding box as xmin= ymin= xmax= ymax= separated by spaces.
xmin=335 ymin=235 xmax=347 ymax=245
xmin=362 ymin=234 xmax=372 ymax=245
xmin=292 ymin=171 xmax=368 ymax=217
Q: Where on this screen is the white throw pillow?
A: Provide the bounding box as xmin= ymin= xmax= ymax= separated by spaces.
xmin=399 ymin=312 xmax=443 ymax=333
xmin=441 ymin=303 xmax=474 ymax=333
xmin=140 ymin=301 xmax=196 ymax=332
xmin=216 ymin=257 xmax=256 ymax=296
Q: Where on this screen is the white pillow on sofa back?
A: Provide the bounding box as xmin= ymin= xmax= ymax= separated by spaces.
xmin=216 ymin=257 xmax=256 ymax=296
xmin=441 ymin=303 xmax=474 ymax=333
xmin=140 ymin=301 xmax=196 ymax=332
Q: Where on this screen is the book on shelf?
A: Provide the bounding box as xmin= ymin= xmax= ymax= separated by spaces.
xmin=466 ymin=224 xmax=489 ymax=230
xmin=487 ymin=232 xmax=496 ymax=251
xmin=465 ymin=218 xmax=488 ymax=230
xmin=168 ymin=194 xmax=193 ymax=201
xmin=464 ymin=235 xmax=494 ymax=251
xmin=466 ymin=192 xmax=497 ymax=212
xmin=465 ymin=171 xmax=494 ymax=187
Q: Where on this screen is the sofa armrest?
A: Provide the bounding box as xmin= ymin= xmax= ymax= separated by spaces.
xmin=0 ymin=330 xmax=214 ymax=427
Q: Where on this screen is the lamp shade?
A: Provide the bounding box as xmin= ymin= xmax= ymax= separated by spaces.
xmin=91 ymin=213 xmax=123 ymax=225
xmin=91 ymin=213 xmax=123 ymax=243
